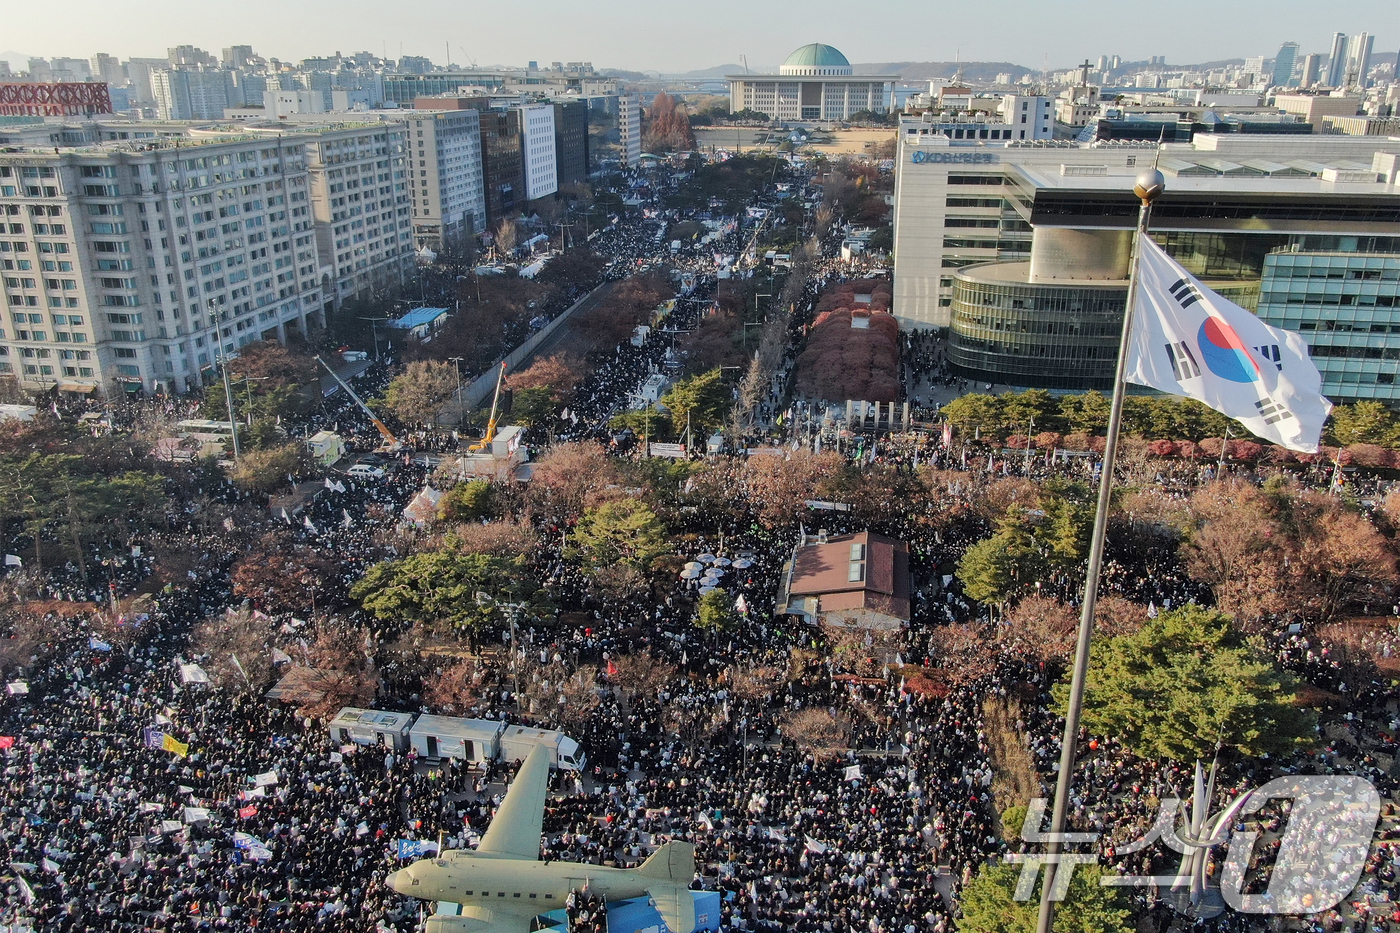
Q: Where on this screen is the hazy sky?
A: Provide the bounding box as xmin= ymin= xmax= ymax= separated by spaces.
xmin=4 ymin=0 xmax=1394 ymax=74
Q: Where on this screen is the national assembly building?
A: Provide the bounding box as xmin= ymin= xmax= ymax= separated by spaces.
xmin=728 ymin=44 xmax=897 ymax=122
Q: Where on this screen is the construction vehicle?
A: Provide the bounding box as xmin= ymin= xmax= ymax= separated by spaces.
xmin=469 ymin=362 xmax=508 ymax=452
xmin=315 ymin=356 xmax=402 ymax=451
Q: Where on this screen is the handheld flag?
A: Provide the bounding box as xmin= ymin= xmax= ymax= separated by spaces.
xmin=1125 ymin=239 xmax=1332 ymax=452
xmin=162 ymin=734 xmax=190 ymax=758
xmin=89 ymin=636 xmax=112 ymax=651
xmin=4 ymin=554 xmax=22 ymax=567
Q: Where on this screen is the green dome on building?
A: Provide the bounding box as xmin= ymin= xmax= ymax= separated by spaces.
xmin=780 ymin=43 xmax=853 ymax=76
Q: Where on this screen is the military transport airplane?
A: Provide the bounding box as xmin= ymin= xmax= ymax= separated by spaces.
xmin=387 ymin=744 xmax=697 ymax=933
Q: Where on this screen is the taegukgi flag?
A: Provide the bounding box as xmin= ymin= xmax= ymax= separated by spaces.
xmin=1125 ymin=239 xmax=1332 ymax=452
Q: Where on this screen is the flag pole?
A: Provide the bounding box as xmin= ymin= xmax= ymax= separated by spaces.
xmin=1035 ymin=167 xmax=1165 ymax=933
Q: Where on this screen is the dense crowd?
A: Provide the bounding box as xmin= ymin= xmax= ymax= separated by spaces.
xmin=5 ymin=155 xmax=1400 ymax=933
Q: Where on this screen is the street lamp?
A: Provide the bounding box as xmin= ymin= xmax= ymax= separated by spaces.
xmin=359 ymin=316 xmax=388 ymax=361
xmin=447 ymin=356 xmax=465 ymax=407
xmin=475 ymin=591 xmax=524 ymax=702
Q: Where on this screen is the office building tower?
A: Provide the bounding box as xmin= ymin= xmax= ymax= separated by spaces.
xmin=291 ymin=125 xmax=413 ymax=308
xmin=1326 ymin=32 xmax=1348 ymax=86
xmin=519 ymin=103 xmax=557 ymax=202
xmin=1344 ymin=33 xmax=1373 ymax=87
xmin=1299 ymin=53 xmax=1322 ymax=89
xmin=477 ymin=109 xmax=523 ymax=231
xmin=552 ymin=100 xmax=590 ymax=186
xmin=618 ymin=94 xmax=642 ymax=169
xmin=1272 ymin=42 xmax=1298 ymax=87
xmin=405 ymin=110 xmax=486 ymax=257
xmin=891 ymin=126 xmax=1400 ymax=401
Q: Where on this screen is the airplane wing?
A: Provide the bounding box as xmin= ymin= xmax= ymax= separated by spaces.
xmin=423 ymin=904 xmax=534 ymax=933
xmin=647 ymin=885 xmax=697 ymax=933
xmin=476 ymin=744 xmax=551 ymax=860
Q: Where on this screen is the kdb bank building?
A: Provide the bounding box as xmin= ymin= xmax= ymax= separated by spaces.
xmin=891 ymin=117 xmax=1400 ymax=398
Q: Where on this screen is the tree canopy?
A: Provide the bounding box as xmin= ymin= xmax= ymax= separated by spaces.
xmin=569 ymin=499 xmax=667 ymax=573
xmin=384 ymin=360 xmax=459 ymax=426
xmin=1055 ymin=604 xmax=1316 ymax=760
xmin=957 ymin=862 xmax=1133 ymax=933
xmin=351 ymin=548 xmax=542 ymax=638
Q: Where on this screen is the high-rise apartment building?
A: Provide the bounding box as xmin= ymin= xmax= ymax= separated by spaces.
xmin=167 ymin=46 xmax=217 ymax=69
xmin=618 ymin=94 xmax=642 ymax=169
xmin=151 ymin=70 xmax=230 ymax=120
xmin=405 ymin=110 xmax=486 ymax=257
xmin=1272 ymin=42 xmax=1299 ymax=87
xmin=222 ymin=46 xmax=259 ymax=71
xmin=91 ymin=54 xmax=125 ymax=88
xmin=287 ymin=125 xmax=413 ymax=309
xmin=0 ymin=137 xmax=323 ymax=396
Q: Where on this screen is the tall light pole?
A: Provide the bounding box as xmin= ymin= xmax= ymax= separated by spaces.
xmin=218 ymin=354 xmax=241 ymax=462
xmin=359 ymin=316 xmax=387 ymax=361
xmin=476 ymin=592 xmax=524 ymax=702
xmin=1035 ymin=168 xmax=1165 ymax=933
xmin=447 ymin=356 xmax=465 ymax=406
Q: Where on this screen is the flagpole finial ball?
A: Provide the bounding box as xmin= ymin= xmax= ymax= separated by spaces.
xmin=1134 ymin=169 xmax=1166 ymax=203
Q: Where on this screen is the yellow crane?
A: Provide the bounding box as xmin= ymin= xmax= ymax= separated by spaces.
xmin=468 ymin=362 xmax=508 ymax=452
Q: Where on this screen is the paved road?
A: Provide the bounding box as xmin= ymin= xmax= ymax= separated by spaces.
xmin=512 ymin=280 xmax=620 ymax=369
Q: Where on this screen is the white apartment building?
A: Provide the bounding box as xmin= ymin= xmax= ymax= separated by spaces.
xmin=519 ymin=104 xmax=558 ymax=202
xmin=272 ymin=124 xmax=413 ymax=308
xmin=151 ymin=70 xmax=230 ymax=121
xmin=618 ymin=94 xmax=642 ymax=168
xmin=405 ymin=110 xmax=486 ymax=258
xmin=0 ymin=136 xmax=323 ymax=397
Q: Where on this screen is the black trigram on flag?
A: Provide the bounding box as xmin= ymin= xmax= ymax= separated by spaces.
xmin=1165 ymin=340 xmax=1201 ymax=381
xmin=1254 ymin=343 xmax=1282 ymax=371
xmin=1254 ymin=397 xmax=1295 ymax=425
xmin=1169 ymin=278 xmax=1204 ymax=309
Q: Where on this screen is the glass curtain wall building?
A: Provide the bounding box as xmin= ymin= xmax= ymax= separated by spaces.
xmin=897 ymin=138 xmax=1400 ymax=399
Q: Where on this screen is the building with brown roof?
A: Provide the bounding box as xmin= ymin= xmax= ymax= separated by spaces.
xmin=776 ymin=531 xmax=911 ymax=631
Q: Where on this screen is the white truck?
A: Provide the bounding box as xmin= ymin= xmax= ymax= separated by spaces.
xmin=323 ymin=708 xmax=587 ymax=770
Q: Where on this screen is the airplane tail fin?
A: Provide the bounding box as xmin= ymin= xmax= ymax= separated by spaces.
xmin=635 ymin=841 xmax=696 ymax=883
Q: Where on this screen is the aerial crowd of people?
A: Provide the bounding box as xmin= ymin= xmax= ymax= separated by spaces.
xmin=2 ymin=152 xmax=1399 ymax=933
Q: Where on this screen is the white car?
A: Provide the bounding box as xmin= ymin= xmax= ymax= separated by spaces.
xmin=346 ymin=463 xmax=386 ymax=480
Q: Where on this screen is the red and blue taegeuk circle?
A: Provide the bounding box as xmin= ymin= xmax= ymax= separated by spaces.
xmin=1196 ymin=318 xmax=1260 ymax=383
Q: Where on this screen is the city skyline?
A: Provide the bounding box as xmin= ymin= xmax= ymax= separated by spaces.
xmin=3 ymin=0 xmax=1394 ymax=75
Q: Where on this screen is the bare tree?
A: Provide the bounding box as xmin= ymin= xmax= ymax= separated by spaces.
xmin=609 ymin=650 xmax=677 ymax=701
xmin=424 ymin=657 xmax=489 ymax=715
xmin=780 ymin=708 xmax=852 ymax=761
xmin=189 ymin=606 xmax=277 ymax=694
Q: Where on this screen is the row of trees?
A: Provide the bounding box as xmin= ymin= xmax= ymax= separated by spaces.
xmin=942 ymin=390 xmax=1400 ymax=452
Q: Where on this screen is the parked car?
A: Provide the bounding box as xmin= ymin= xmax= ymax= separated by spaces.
xmin=346 ymin=463 xmax=386 ymax=480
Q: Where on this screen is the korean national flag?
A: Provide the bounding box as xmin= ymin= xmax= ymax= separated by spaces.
xmin=1125 ymin=239 xmax=1332 ymax=452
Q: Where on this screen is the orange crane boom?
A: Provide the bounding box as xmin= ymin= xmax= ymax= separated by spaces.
xmin=316 ymin=355 xmax=400 ymax=450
